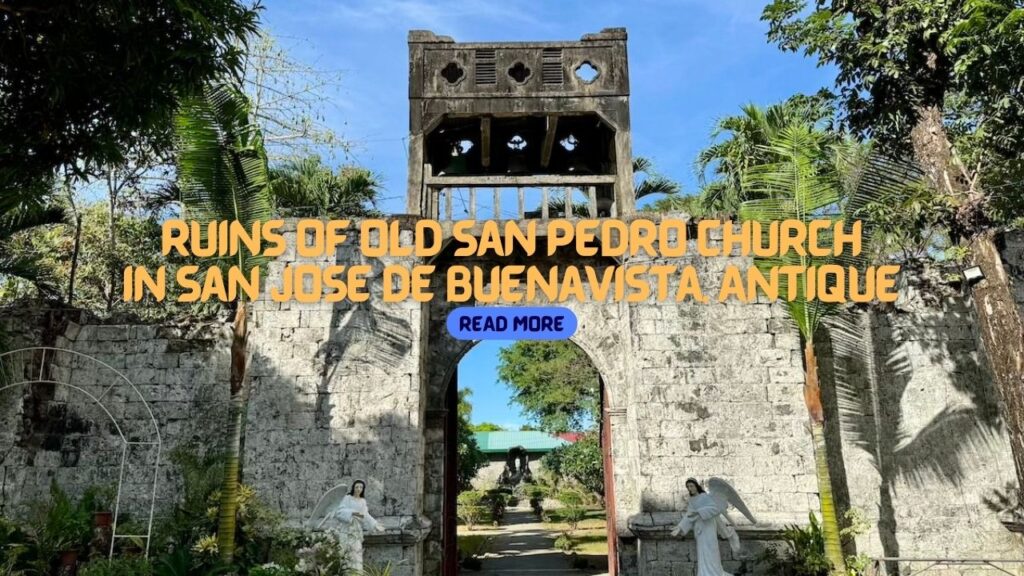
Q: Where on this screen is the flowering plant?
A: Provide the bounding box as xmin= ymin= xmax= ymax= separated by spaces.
xmin=294 ymin=532 xmax=351 ymax=576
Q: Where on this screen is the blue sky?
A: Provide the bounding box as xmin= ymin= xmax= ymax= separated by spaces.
xmin=259 ymin=0 xmax=836 ymax=428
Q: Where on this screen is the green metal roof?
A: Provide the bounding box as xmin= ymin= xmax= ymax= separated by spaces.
xmin=473 ymin=431 xmax=569 ymax=454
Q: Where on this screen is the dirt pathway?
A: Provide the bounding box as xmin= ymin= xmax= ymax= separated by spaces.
xmin=465 ymin=509 xmax=609 ymax=576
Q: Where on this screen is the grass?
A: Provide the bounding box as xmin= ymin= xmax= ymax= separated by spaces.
xmin=457 ymin=533 xmax=495 ymax=557
xmin=544 ymin=507 xmax=608 ymax=556
xmin=571 ymin=532 xmax=608 ymax=555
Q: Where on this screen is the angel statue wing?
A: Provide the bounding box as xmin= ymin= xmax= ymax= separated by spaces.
xmin=706 ymin=477 xmax=757 ymax=525
xmin=307 ymin=483 xmax=351 ymax=529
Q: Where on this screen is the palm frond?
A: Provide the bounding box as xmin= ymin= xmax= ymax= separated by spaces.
xmin=175 ymin=82 xmax=274 ymax=281
xmin=0 ymin=253 xmax=58 ymax=295
xmin=0 ymin=205 xmax=66 ymax=241
xmin=632 ymin=157 xmax=653 ymax=174
xmin=635 ymin=174 xmax=681 ymax=199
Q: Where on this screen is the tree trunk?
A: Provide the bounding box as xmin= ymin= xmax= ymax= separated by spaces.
xmin=106 ymin=179 xmax=118 ymax=313
xmin=911 ymin=105 xmax=1024 ymax=504
xmin=67 ymin=212 xmax=82 ymax=307
xmin=804 ymin=340 xmax=846 ymax=574
xmin=970 ymin=233 xmax=1024 ymax=503
xmin=217 ymin=303 xmax=249 ymax=562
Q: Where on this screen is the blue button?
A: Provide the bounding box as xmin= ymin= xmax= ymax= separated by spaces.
xmin=447 ymin=307 xmax=578 ymax=340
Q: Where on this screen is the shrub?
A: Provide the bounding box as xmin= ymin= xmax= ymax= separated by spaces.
xmin=0 ymin=515 xmax=40 ymax=575
xmin=25 ymin=480 xmax=94 ymax=558
xmin=359 ymin=562 xmax=396 ymax=576
xmin=482 ymin=490 xmax=507 ymax=522
xmin=756 ymin=512 xmax=831 ymax=576
xmin=294 ymin=532 xmax=352 ymax=576
xmin=556 ymin=490 xmax=587 ymax=532
xmin=553 ymin=533 xmax=575 ymax=552
xmin=79 ymin=558 xmax=152 ymax=576
xmin=250 ymin=563 xmax=293 ymax=576
xmin=456 ymin=491 xmax=489 ymax=530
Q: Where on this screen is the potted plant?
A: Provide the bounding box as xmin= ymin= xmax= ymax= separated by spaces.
xmin=81 ymin=485 xmax=117 ymax=556
xmin=31 ymin=481 xmax=92 ymax=576
xmin=42 ymin=479 xmax=91 ymax=573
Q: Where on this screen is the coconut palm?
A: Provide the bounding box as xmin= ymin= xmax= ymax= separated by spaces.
xmin=737 ymin=125 xmax=919 ymax=574
xmin=0 ymin=198 xmax=64 ymax=293
xmin=173 ymin=81 xmax=273 ymax=562
xmin=696 ymin=95 xmax=836 ymax=216
xmin=544 ymin=156 xmax=680 ymax=216
xmin=269 ymin=156 xmax=382 ymax=218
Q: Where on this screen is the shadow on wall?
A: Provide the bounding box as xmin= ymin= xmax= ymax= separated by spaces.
xmin=817 ymin=298 xmax=1005 ymax=565
xmin=314 ymin=253 xmax=413 ymax=430
xmin=245 ymin=302 xmax=416 ymax=523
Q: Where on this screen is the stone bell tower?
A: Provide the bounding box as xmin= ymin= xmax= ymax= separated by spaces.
xmin=406 ymin=28 xmax=634 ymax=222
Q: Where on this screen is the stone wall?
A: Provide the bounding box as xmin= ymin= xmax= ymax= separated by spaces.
xmin=0 ymin=310 xmax=230 ymax=522
xmin=2 ymin=219 xmax=1023 ymax=576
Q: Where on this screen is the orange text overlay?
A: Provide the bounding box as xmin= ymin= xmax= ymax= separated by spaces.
xmin=121 ymin=218 xmax=900 ymax=304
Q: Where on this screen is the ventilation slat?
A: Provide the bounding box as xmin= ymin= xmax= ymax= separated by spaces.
xmin=475 ymin=49 xmax=497 ymax=85
xmin=542 ymin=48 xmax=563 ymax=84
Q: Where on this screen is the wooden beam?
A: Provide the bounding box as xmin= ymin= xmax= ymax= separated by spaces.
xmin=425 ymin=174 xmax=616 ymax=187
xmin=480 ymin=117 xmax=491 ymax=168
xmin=468 ymin=188 xmax=476 ymax=219
xmin=541 ymin=188 xmax=549 ymax=220
xmin=540 ymin=115 xmax=559 ymax=168
xmin=517 ymin=187 xmax=525 ymax=218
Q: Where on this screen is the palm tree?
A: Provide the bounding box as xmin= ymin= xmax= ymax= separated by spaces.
xmin=174 ymin=81 xmax=273 ymax=562
xmin=695 ymin=94 xmax=836 ymax=216
xmin=632 ymin=157 xmax=681 ymax=201
xmin=269 ymin=156 xmax=382 ymax=218
xmin=545 ymin=156 xmax=680 ymax=216
xmin=0 ymin=199 xmax=64 ymax=294
xmin=737 ymin=125 xmax=917 ymax=574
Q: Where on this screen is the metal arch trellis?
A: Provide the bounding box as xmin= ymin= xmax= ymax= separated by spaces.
xmin=0 ymin=347 xmax=162 ymax=559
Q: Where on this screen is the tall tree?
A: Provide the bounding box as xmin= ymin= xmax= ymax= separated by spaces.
xmin=497 ymin=341 xmax=600 ymax=434
xmin=457 ymin=389 xmax=489 ymax=491
xmin=693 ymin=94 xmax=841 ymax=216
xmin=174 ymin=82 xmax=273 ymax=562
xmin=0 ymin=0 xmax=260 ymax=197
xmin=764 ymin=0 xmax=1024 ymax=508
xmin=242 ymin=31 xmax=348 ymax=161
xmin=738 ymin=125 xmax=921 ymax=573
xmin=269 ymin=156 xmax=382 ymax=218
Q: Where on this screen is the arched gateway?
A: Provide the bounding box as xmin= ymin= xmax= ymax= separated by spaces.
xmin=407 ymin=28 xmax=638 ymax=575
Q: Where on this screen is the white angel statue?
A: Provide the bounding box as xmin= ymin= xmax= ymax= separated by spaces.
xmin=670 ymin=477 xmax=757 ymax=576
xmin=309 ymin=480 xmax=385 ymax=572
